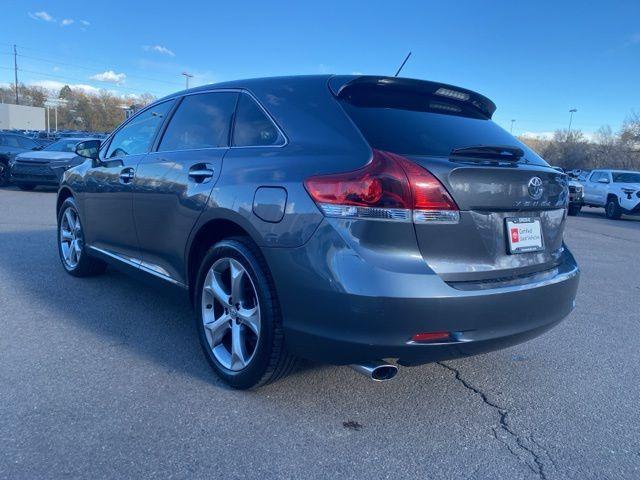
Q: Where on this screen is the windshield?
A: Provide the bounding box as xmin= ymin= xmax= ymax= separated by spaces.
xmin=43 ymin=140 xmax=79 ymax=152
xmin=612 ymin=172 xmax=640 ymax=183
xmin=340 ymin=98 xmax=547 ymax=165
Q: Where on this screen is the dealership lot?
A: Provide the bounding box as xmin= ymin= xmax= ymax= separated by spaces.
xmin=1 ymin=187 xmax=638 ymax=480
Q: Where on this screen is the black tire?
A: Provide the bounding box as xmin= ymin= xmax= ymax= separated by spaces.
xmin=567 ymin=205 xmax=581 ymax=216
xmin=57 ymin=197 xmax=107 ymax=277
xmin=195 ymin=236 xmax=297 ymax=389
xmin=605 ymin=197 xmax=622 ymax=220
xmin=0 ymin=160 xmax=9 ymax=187
xmin=18 ymin=184 xmax=37 ymax=191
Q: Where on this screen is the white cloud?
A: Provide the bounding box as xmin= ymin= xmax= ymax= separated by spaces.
xmin=61 ymin=18 xmax=74 ymax=26
xmin=28 ymin=11 xmax=55 ymax=22
xmin=521 ymin=131 xmax=556 ymax=140
xmin=80 ymin=19 xmax=90 ymax=26
xmin=30 ymin=80 xmax=101 ymax=95
xmin=521 ymin=130 xmax=598 ymax=142
xmin=143 ymin=45 xmax=175 ymax=57
xmin=90 ymin=70 xmax=126 ymax=84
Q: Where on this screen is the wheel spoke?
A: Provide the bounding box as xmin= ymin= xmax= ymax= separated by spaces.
xmin=62 ymin=244 xmax=72 ymax=262
xmin=229 ymin=260 xmax=245 ymax=304
xmin=60 ymin=229 xmax=73 ymax=241
xmin=64 ymin=209 xmax=74 ymax=230
xmin=230 ymin=322 xmax=247 ymax=370
xmin=69 ymin=240 xmax=77 ymax=263
xmin=204 ymin=275 xmax=231 ymax=307
xmin=204 ymin=313 xmax=231 ymax=344
xmin=237 ymin=306 xmax=259 ymax=336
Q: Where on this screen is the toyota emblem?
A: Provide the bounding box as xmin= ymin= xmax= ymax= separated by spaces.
xmin=527 ymin=177 xmax=544 ymax=200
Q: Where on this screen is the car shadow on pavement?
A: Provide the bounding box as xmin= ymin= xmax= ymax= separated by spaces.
xmin=0 ymin=228 xmax=328 ymax=390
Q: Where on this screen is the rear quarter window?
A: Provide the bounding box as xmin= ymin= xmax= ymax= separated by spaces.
xmin=232 ymin=94 xmax=285 ymax=147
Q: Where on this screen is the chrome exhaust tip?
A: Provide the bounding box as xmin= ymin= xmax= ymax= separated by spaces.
xmin=349 ymin=360 xmax=398 ymax=382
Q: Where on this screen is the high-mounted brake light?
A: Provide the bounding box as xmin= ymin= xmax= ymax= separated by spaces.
xmin=304 ymin=150 xmax=459 ymax=224
xmin=434 ymin=87 xmax=470 ymax=101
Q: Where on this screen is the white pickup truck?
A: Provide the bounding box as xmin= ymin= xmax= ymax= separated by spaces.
xmin=582 ymin=169 xmax=640 ymax=219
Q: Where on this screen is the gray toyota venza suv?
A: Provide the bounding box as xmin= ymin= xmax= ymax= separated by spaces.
xmin=57 ymin=75 xmax=580 ymax=389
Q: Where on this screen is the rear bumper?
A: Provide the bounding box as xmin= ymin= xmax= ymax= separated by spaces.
xmin=264 ymin=219 xmax=579 ymax=365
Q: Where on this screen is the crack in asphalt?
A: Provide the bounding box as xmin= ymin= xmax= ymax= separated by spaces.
xmin=438 ymin=362 xmax=554 ymax=480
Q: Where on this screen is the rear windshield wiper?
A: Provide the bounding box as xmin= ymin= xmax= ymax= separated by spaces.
xmin=450 ymin=145 xmax=524 ymax=161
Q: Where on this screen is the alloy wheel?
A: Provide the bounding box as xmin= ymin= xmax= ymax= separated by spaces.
xmin=201 ymin=257 xmax=261 ymax=371
xmin=59 ymin=206 xmax=83 ymax=269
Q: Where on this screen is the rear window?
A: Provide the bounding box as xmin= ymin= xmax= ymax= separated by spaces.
xmin=339 ymin=87 xmax=545 ymax=164
xmin=612 ymin=172 xmax=640 ymax=183
xmin=44 ymin=140 xmax=79 ymax=152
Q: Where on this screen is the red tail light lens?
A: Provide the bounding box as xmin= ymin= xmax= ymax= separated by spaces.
xmin=411 ymin=331 xmax=451 ymax=343
xmin=304 ymin=150 xmax=459 ymax=223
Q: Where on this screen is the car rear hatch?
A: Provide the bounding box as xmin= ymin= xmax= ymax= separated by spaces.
xmin=331 ymin=76 xmax=569 ymax=283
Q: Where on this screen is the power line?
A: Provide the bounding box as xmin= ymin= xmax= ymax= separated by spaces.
xmin=1 ymin=41 xmax=186 ymax=90
xmin=16 ymin=52 xmax=184 ymax=87
xmin=0 ymin=65 xmax=164 ymax=97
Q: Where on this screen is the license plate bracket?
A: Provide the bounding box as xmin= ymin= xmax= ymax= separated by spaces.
xmin=505 ymin=217 xmax=544 ymax=254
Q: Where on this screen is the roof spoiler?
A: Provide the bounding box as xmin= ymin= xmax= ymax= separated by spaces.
xmin=328 ymin=75 xmax=497 ymax=119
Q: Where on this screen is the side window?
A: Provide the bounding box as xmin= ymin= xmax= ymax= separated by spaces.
xmin=4 ymin=136 xmax=21 ymax=148
xmin=232 ymin=94 xmax=285 ymax=147
xmin=589 ymin=172 xmax=600 ymax=182
xmin=158 ymin=92 xmax=237 ymax=151
xmin=17 ymin=136 xmax=37 ymax=149
xmin=105 ymin=100 xmax=174 ymax=158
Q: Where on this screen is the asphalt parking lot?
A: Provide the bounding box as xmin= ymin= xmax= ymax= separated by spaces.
xmin=1 ymin=187 xmax=639 ymax=480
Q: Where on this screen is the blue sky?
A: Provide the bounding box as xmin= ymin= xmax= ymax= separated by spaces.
xmin=1 ymin=0 xmax=639 ymax=137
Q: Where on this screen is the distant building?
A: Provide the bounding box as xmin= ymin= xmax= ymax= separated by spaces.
xmin=125 ymin=104 xmax=143 ymax=119
xmin=0 ymin=104 xmax=46 ymax=130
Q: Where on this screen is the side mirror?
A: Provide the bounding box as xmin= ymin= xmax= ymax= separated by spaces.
xmin=75 ymin=140 xmax=101 ymax=160
xmin=597 ymin=178 xmax=610 ymax=184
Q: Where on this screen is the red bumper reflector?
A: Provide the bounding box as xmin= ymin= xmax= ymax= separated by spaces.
xmin=411 ymin=332 xmax=451 ymax=343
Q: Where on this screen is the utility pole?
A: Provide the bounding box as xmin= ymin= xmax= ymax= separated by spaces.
xmin=510 ymin=119 xmax=516 ymax=134
xmin=568 ymin=108 xmax=577 ymax=134
xmin=13 ymin=44 xmax=19 ymax=104
xmin=181 ymin=72 xmax=193 ymax=89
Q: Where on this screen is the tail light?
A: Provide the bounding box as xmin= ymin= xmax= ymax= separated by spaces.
xmin=304 ymin=150 xmax=459 ymax=224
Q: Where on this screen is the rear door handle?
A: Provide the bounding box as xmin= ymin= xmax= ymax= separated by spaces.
xmin=188 ymin=164 xmax=215 ymax=183
xmin=119 ymin=167 xmax=135 ymax=184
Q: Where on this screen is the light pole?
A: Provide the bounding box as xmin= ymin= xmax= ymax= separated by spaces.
xmin=510 ymin=119 xmax=516 ymax=134
xmin=181 ymin=72 xmax=193 ymax=89
xmin=45 ymin=98 xmax=67 ymax=133
xmin=568 ymin=108 xmax=577 ymax=134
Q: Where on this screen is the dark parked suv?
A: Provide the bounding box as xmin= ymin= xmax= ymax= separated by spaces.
xmin=57 ymin=75 xmax=580 ymax=388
